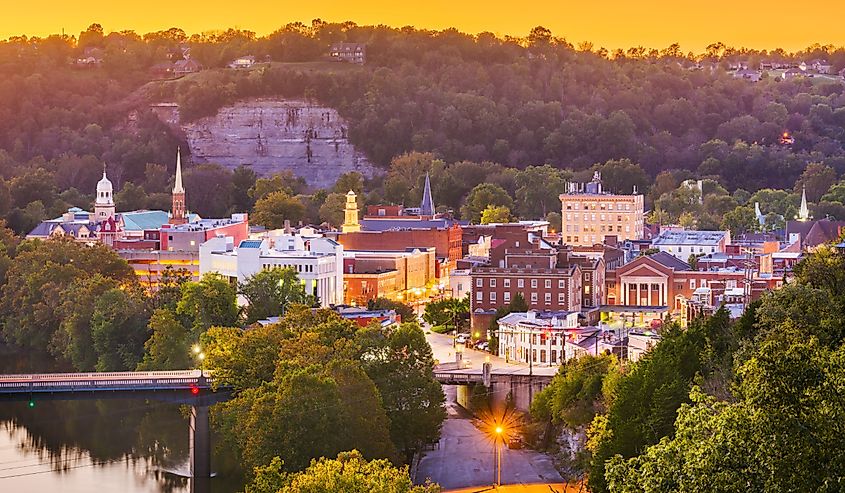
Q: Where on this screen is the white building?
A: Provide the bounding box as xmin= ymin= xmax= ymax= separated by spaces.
xmin=200 ymin=233 xmax=344 ymax=307
xmin=651 ymin=229 xmax=731 ymax=260
xmin=496 ymin=311 xmax=580 ymax=367
xmin=627 ymin=331 xmax=661 ymax=362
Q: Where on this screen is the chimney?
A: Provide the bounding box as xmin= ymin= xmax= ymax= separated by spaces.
xmin=284 ymin=220 xmax=292 ymax=234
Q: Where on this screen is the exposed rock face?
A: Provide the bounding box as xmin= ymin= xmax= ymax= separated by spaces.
xmin=183 ymin=99 xmax=379 ymax=189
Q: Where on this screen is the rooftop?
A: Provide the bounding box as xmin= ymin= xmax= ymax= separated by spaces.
xmin=653 ymin=229 xmax=729 ymax=246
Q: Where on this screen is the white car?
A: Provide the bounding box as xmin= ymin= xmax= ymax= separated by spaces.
xmin=455 ymin=334 xmax=468 ymax=344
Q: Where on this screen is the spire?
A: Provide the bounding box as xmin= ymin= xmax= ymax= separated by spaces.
xmin=799 ymin=185 xmax=810 ymax=221
xmin=173 ymin=147 xmax=185 ymax=194
xmin=754 ymin=202 xmax=765 ymax=226
xmin=420 ymin=173 xmax=435 ymax=217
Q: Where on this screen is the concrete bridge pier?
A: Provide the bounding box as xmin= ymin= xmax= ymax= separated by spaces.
xmin=189 ymin=404 xmax=211 ymax=479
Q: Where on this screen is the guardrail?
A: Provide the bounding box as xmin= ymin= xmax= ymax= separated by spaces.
xmin=0 ymin=370 xmax=216 ymax=394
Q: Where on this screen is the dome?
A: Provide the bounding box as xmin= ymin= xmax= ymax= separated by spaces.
xmin=97 ymin=171 xmax=113 ymax=194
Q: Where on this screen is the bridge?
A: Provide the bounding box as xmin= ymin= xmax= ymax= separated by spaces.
xmin=0 ymin=370 xmax=229 ymax=480
xmin=0 ymin=369 xmax=214 ymax=394
xmin=433 ymin=365 xmax=554 ymax=412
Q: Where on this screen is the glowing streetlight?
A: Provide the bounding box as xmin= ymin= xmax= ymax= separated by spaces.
xmin=192 ymin=344 xmax=201 ymax=355
xmin=493 ymin=424 xmax=504 ymax=487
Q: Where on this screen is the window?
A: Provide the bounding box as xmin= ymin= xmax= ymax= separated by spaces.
xmin=551 ymin=350 xmax=557 ymax=364
xmin=489 ymin=278 xmax=496 ymax=288
xmin=504 ymin=278 xmax=510 ymax=288
xmin=531 ymin=293 xmax=538 ymax=303
xmin=585 ymin=272 xmax=591 ymax=281
xmin=545 ymin=279 xmax=552 ymax=289
xmin=476 ymin=291 xmax=483 ymax=301
xmin=504 ymin=291 xmax=511 ymax=302
xmin=690 ymin=279 xmax=696 ymax=289
xmin=532 ymin=349 xmax=537 ymax=362
xmin=540 ymin=350 xmax=547 ymax=363
xmin=476 ymin=278 xmax=483 ymax=287
xmin=558 ymin=279 xmax=565 ymax=288
xmin=517 ymin=279 xmax=525 ymax=288
xmin=545 ymin=293 xmax=552 ymax=304
xmin=531 ymin=279 xmax=538 ymax=288
xmin=558 ymin=292 xmax=565 ymax=303
xmin=490 ymin=292 xmax=497 ymax=302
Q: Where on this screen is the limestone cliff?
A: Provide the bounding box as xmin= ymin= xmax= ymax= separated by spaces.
xmin=182 ymin=99 xmax=379 ymax=189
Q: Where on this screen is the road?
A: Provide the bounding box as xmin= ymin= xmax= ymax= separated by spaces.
xmin=415 ymin=385 xmax=563 ymax=490
xmin=425 ymin=330 xmax=557 ymax=377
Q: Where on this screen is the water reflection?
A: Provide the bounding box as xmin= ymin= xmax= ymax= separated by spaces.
xmin=0 ymin=399 xmax=242 ymax=493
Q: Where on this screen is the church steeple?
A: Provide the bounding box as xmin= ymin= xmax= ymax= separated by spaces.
xmin=420 ymin=173 xmax=435 ymax=217
xmin=93 ymin=164 xmax=115 ymax=221
xmin=170 ymin=148 xmax=187 ymax=225
xmin=798 ymin=185 xmax=810 ymax=222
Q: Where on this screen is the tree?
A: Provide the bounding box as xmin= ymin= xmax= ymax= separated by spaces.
xmin=318 ymin=192 xmax=347 ymax=227
xmin=253 ymin=191 xmax=306 ymax=229
xmin=333 ymin=172 xmax=364 ymax=196
xmin=0 ymin=238 xmax=134 ymax=351
xmin=480 ymin=205 xmax=511 ymax=224
xmin=795 ymin=162 xmax=836 ymax=203
xmin=251 ymin=171 xmax=306 ymax=201
xmin=720 ymin=206 xmax=758 ymax=236
xmin=592 ymin=159 xmax=649 ymax=195
xmin=461 ymin=183 xmax=513 ymax=223
xmin=231 ymin=165 xmax=257 ymax=212
xmin=367 ymin=298 xmax=416 ymax=323
xmin=532 ymin=354 xmax=619 ymax=428
xmin=90 ymin=288 xmax=149 ymax=371
xmin=514 ymin=165 xmax=567 ymax=218
xmin=239 ymin=267 xmax=315 ymax=324
xmin=360 ymin=323 xmax=446 ymax=460
xmin=137 ymin=309 xmax=192 ymax=371
xmin=605 ymin=332 xmax=845 ymax=493
xmin=177 ymin=273 xmax=240 ymax=334
xmin=183 ymin=163 xmax=234 ymax=218
xmin=246 ymin=451 xmax=439 ymax=493
xmin=115 ymin=182 xmax=148 ymax=211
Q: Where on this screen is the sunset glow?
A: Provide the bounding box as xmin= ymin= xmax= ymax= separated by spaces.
xmin=3 ymin=0 xmax=844 ymax=52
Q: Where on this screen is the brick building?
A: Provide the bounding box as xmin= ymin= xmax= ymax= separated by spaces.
xmin=342 ymin=248 xmax=437 ymax=305
xmin=560 ymin=172 xmax=644 ymax=247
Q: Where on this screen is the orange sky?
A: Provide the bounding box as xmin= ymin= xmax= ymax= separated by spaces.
xmin=3 ymin=1 xmax=843 ymax=52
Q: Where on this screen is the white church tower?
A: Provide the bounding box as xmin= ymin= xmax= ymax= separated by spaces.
xmin=93 ymin=165 xmax=115 ymax=221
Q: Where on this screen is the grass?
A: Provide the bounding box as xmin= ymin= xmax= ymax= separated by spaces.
xmin=431 ymin=325 xmax=452 ymax=334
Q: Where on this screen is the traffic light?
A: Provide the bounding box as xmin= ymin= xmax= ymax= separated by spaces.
xmin=28 ymin=399 xmax=35 ymax=408
xmin=190 ymin=384 xmax=200 ymax=396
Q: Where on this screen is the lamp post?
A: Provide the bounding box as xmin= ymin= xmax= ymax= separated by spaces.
xmin=193 ymin=344 xmax=205 ymax=378
xmin=494 ymin=425 xmax=504 ymax=487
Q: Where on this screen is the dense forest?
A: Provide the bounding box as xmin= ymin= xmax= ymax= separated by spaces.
xmin=1 ymin=22 xmax=845 ymax=233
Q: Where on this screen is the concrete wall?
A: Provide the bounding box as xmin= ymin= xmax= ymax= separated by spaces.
xmin=182 ymin=99 xmax=379 ymax=189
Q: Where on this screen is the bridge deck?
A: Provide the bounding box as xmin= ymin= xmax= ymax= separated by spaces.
xmin=0 ymin=370 xmax=217 ymax=394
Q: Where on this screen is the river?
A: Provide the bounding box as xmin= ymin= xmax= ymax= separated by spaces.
xmin=0 ymin=398 xmax=244 ymax=493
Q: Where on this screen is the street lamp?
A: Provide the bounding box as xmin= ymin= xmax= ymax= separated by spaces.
xmin=494 ymin=425 xmax=504 ymax=487
xmin=198 ymin=352 xmax=206 ymax=377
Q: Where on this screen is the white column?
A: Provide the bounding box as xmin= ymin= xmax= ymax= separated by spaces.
xmin=636 ymin=283 xmax=641 ymax=306
xmin=622 ymin=282 xmax=627 ymax=305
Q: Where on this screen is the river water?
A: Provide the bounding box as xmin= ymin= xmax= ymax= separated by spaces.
xmin=0 ymin=398 xmax=243 ymax=493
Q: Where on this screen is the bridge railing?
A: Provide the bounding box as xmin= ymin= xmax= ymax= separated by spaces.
xmin=0 ymin=370 xmax=218 ymax=394
xmin=0 ymin=370 xmax=202 ymax=381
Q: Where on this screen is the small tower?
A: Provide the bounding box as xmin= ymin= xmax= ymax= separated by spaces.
xmin=170 ymin=148 xmax=187 ymax=225
xmin=94 ymin=165 xmax=115 ymax=221
xmin=420 ymin=173 xmax=435 ymax=217
xmin=798 ymin=186 xmax=810 ymax=222
xmin=342 ymin=190 xmax=361 ymax=233
xmin=754 ymin=202 xmax=766 ymax=227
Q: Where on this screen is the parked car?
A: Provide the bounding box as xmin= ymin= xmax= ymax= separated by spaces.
xmin=455 ymin=334 xmax=468 ymax=344
xmin=507 ymin=436 xmax=524 ymax=449
xmin=475 ymin=341 xmax=489 ymax=351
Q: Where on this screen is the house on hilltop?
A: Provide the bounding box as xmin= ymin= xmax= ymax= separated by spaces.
xmin=329 ymin=42 xmax=366 ymax=64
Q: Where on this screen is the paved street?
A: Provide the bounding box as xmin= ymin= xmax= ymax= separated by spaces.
xmin=416 ymin=386 xmax=563 ymax=490
xmin=425 ymin=330 xmax=558 ymax=376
